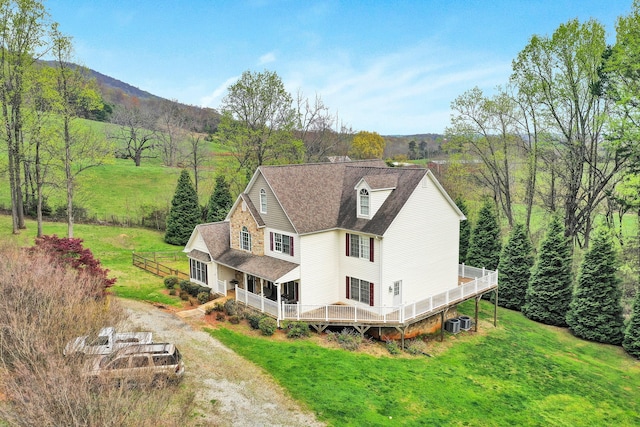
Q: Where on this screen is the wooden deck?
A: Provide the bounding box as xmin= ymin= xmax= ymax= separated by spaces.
xmin=236 ymin=266 xmax=498 ymax=332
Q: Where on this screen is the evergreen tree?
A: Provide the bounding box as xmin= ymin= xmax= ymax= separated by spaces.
xmin=206 ymin=176 xmax=233 ymax=223
xmin=522 ymin=216 xmax=573 ymax=326
xmin=566 ymin=229 xmax=625 ymax=344
xmin=497 ymin=223 xmax=534 ymax=311
xmin=465 ymin=199 xmax=501 ymax=270
xmin=456 ymin=197 xmax=471 ymax=264
xmin=165 ymin=170 xmax=200 ymax=245
xmin=623 ymin=292 xmax=640 ymax=359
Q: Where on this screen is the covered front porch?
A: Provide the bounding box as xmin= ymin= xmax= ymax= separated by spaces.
xmin=234 ymin=264 xmax=497 ymax=329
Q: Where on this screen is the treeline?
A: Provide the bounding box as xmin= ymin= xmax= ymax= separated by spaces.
xmin=459 ymin=198 xmax=640 ymax=360
xmin=444 ymin=4 xmax=640 ymax=251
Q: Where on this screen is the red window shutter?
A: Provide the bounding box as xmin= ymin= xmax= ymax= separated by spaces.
xmin=346 ymin=277 xmax=350 ymax=299
xmin=290 ymin=236 xmax=294 ymax=256
xmin=346 ymin=234 xmax=350 ymax=256
xmin=369 ymin=282 xmax=374 ymax=306
xmin=270 ymin=232 xmax=274 ymax=251
xmin=369 ymin=237 xmax=374 ymax=262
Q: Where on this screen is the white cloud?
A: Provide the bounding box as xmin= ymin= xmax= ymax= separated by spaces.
xmin=282 ymin=42 xmax=511 ymax=134
xmin=200 ymin=76 xmax=240 ymax=108
xmin=258 ymin=52 xmax=276 ymax=65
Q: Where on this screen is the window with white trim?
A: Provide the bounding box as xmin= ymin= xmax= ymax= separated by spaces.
xmin=190 ymin=259 xmax=208 ymax=284
xmin=346 ymin=233 xmax=373 ymax=261
xmin=260 ymin=189 xmax=267 ymax=213
xmin=240 ymin=226 xmax=251 ymax=251
xmin=359 ymin=188 xmax=370 ymax=217
xmin=349 ymin=277 xmax=371 ymax=305
xmin=349 ymin=234 xmax=369 ymax=259
xmin=272 ymin=232 xmax=293 ymax=256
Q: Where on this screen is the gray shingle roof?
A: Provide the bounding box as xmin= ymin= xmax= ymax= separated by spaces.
xmin=259 ymin=161 xmax=428 ymax=235
xmin=240 ymin=193 xmax=265 ymax=227
xmin=362 ymin=174 xmax=398 ymax=190
xmin=193 ymin=222 xmax=298 ymax=281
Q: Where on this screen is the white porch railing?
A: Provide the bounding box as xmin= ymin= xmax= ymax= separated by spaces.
xmin=235 ymin=265 xmax=497 ymax=325
xmin=214 ymin=279 xmax=227 ymax=296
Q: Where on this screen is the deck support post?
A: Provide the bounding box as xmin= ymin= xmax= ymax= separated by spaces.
xmin=474 ymin=296 xmax=480 ymax=332
xmin=311 ymin=324 xmax=328 ymax=334
xmin=440 ymin=311 xmax=445 ymax=342
xmin=493 ymin=288 xmax=498 ymax=327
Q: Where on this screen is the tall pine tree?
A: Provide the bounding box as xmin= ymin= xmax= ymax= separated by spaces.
xmin=465 ymin=199 xmax=501 ymax=270
xmin=207 ymin=176 xmax=233 ymax=223
xmin=623 ymin=292 xmax=640 ymax=358
xmin=566 ymin=229 xmax=625 ymax=344
xmin=165 ymin=170 xmax=200 ymax=245
xmin=456 ymin=197 xmax=471 ymax=264
xmin=523 ymin=216 xmax=573 ymax=326
xmin=497 ymin=223 xmax=534 ymax=311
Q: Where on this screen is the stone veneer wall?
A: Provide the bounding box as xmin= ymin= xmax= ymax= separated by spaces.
xmin=229 ymin=203 xmax=264 ymax=256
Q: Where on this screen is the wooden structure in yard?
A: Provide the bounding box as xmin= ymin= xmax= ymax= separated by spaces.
xmin=132 ymin=252 xmax=189 ymax=280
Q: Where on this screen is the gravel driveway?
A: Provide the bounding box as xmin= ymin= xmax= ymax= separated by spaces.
xmin=120 ymin=298 xmax=323 ymax=427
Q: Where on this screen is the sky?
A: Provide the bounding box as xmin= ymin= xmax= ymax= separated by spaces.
xmin=48 ymin=0 xmax=633 ymax=135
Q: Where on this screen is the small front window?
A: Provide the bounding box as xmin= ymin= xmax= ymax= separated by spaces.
xmin=260 ymin=189 xmax=267 ymax=213
xmin=359 ymin=188 xmax=369 ymax=217
xmin=240 ymin=226 xmax=252 ymax=251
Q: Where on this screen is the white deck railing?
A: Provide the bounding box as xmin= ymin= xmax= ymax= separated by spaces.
xmin=235 ymin=265 xmax=497 ymax=325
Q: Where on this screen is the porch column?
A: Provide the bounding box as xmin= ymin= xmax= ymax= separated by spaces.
xmin=243 ymin=274 xmax=248 ymax=305
xmin=275 ymin=282 xmax=281 ymax=327
xmin=260 ymin=279 xmax=264 ymax=312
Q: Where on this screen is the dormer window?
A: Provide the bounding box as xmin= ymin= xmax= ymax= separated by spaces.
xmin=260 ymin=189 xmax=267 ymax=213
xmin=359 ymin=188 xmax=370 ymax=217
xmin=240 ymin=226 xmax=252 ymax=251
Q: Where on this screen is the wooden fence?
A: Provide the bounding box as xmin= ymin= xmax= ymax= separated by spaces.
xmin=132 ymin=252 xmax=189 ymax=280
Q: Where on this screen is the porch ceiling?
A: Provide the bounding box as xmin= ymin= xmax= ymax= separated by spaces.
xmin=216 ymin=248 xmax=299 ymax=282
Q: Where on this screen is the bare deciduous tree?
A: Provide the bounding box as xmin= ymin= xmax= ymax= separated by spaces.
xmin=109 ymin=101 xmax=159 ymax=167
xmin=156 ymin=99 xmax=187 ymax=167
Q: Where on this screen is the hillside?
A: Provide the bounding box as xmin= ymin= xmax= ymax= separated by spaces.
xmin=39 ymin=61 xmax=221 ymax=133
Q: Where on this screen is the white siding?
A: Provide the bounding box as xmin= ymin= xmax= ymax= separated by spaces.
xmin=338 ymin=231 xmax=381 ymax=306
xmin=370 ymin=189 xmax=392 ymax=218
xmin=189 ymin=232 xmax=209 ymax=253
xmin=381 ymin=174 xmax=460 ymax=306
xmin=184 ymin=230 xmax=217 ymax=288
xmin=299 ymin=232 xmax=341 ymax=305
xmin=263 ymin=227 xmax=300 ymax=264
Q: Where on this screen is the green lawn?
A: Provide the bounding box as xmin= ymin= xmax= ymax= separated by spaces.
xmin=0 ymin=215 xmax=184 ymax=307
xmin=208 ymin=300 xmax=640 ymax=426
xmin=0 ymin=117 xmax=238 ymax=222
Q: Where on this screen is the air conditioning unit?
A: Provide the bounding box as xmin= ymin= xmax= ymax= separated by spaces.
xmin=444 ymin=318 xmax=460 ymax=334
xmin=458 ymin=316 xmax=472 ymax=331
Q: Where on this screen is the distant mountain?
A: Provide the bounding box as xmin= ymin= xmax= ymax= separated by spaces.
xmin=85 ymin=68 xmax=162 ymax=102
xmin=85 ymin=67 xmax=221 ymax=133
xmin=40 ymin=61 xmax=221 ymax=133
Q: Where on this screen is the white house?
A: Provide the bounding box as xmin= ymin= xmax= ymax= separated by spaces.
xmin=183 ymin=160 xmax=497 ymax=331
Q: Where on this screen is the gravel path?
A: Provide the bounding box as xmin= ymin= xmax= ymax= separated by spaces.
xmin=120 ymin=298 xmax=323 ymax=427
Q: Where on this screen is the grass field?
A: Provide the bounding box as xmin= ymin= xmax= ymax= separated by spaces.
xmin=0 ymin=215 xmax=184 ymax=307
xmin=1 ymin=217 xmax=639 ymax=426
xmin=0 ymin=117 xmax=238 ymax=223
xmin=209 ymin=300 xmax=640 ymax=426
